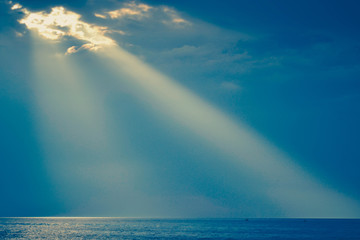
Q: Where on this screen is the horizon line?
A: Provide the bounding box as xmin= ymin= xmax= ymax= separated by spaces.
xmin=1 ymin=217 xmax=359 ymax=220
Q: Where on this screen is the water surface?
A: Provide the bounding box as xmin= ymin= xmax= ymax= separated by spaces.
xmin=0 ymin=218 xmax=359 ymax=239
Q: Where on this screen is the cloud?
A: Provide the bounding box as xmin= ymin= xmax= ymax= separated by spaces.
xmin=106 ymin=2 xmax=152 ymax=19
xmin=152 ymin=44 xmax=258 ymax=80
xmin=162 ymin=7 xmax=191 ymax=27
xmin=10 ymin=3 xmax=22 ymax=10
xmin=14 ymin=31 xmax=24 ymax=37
xmin=65 ymin=43 xmax=101 ymax=55
xmin=220 ymin=82 xmax=241 ymax=91
xmin=11 ymin=1 xmax=191 ymax=54
xmin=10 ymin=1 xmax=193 ymax=55
xmin=65 ymin=46 xmax=77 ymax=55
xmin=17 ymin=5 xmax=115 ymax=49
xmin=95 ymin=1 xmax=191 ymax=28
xmin=94 ymin=13 xmax=107 ymax=19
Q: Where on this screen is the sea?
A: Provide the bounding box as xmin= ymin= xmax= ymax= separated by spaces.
xmin=0 ymin=218 xmax=359 ymax=239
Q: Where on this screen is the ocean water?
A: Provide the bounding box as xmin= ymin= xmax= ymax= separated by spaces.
xmin=0 ymin=218 xmax=359 ymax=239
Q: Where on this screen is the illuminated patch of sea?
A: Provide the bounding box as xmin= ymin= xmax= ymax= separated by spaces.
xmin=0 ymin=218 xmax=359 ymax=239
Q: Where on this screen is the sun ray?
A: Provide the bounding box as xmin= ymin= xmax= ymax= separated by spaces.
xmin=29 ymin=34 xmax=137 ymax=215
xmin=96 ymin=45 xmax=360 ymax=217
xmin=16 ymin=2 xmax=360 ymax=217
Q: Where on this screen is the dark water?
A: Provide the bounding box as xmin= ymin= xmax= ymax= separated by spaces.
xmin=0 ymin=218 xmax=359 ymax=239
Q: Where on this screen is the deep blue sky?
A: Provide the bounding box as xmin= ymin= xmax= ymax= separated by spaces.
xmin=0 ymin=0 xmax=360 ymax=217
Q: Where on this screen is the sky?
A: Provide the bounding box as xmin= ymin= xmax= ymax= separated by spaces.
xmin=0 ymin=0 xmax=360 ymax=218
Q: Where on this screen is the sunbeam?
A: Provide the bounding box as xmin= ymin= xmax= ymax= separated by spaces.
xmin=4 ymin=1 xmax=360 ymax=238
xmin=12 ymin=1 xmax=360 ymax=218
xmin=29 ymin=35 xmax=140 ymax=216
xmin=96 ymin=45 xmax=360 ymax=217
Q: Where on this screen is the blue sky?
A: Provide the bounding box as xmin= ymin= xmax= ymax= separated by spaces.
xmin=0 ymin=0 xmax=360 ymax=217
